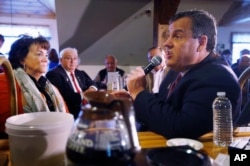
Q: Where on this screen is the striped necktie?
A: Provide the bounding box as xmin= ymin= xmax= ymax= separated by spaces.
xmin=70 ymin=72 xmax=81 ymax=93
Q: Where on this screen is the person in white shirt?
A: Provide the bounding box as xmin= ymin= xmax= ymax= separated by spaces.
xmin=145 ymin=46 xmax=169 ymax=93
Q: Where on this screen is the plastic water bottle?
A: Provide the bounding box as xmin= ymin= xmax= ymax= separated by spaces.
xmin=213 ymin=92 xmax=233 ymax=147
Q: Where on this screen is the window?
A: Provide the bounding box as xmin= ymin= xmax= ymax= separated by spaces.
xmin=0 ymin=24 xmax=51 ymax=57
xmin=231 ymin=32 xmax=250 ymax=63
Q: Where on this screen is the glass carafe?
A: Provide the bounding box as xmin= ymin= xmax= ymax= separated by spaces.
xmin=66 ymin=91 xmax=140 ymax=166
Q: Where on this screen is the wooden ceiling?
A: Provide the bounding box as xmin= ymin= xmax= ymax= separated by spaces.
xmin=0 ymin=0 xmax=55 ymax=18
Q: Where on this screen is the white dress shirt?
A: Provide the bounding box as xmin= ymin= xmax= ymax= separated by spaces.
xmin=152 ymin=67 xmax=166 ymax=93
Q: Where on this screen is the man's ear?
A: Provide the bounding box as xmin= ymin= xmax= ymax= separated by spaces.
xmin=197 ymin=35 xmax=208 ymax=52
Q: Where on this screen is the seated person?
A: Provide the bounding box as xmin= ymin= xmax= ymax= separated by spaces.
xmin=221 ymin=49 xmax=232 ymax=66
xmin=118 ymin=10 xmax=241 ymax=139
xmin=48 ymin=48 xmax=59 ymax=70
xmin=94 ymin=55 xmax=125 ymax=90
xmin=232 ymin=53 xmax=250 ymax=109
xmin=232 ymin=53 xmax=250 ymax=77
xmin=231 ymin=49 xmax=250 ymax=69
xmin=46 ymin=47 xmax=97 ymax=119
xmin=145 ymin=46 xmax=169 ymax=93
xmin=0 ymin=36 xmax=69 ymax=138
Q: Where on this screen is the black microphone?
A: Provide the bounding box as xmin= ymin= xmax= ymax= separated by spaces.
xmin=143 ymin=55 xmax=162 ymax=74
xmin=123 ymin=55 xmax=162 ymax=90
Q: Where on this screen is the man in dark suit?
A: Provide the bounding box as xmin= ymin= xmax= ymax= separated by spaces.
xmin=46 ymin=47 xmax=97 ymax=119
xmin=124 ymin=10 xmax=242 ymax=139
xmin=94 ymin=55 xmax=125 ymax=90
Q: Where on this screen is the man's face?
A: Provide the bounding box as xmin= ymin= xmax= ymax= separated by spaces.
xmin=148 ymin=48 xmax=166 ymax=72
xmin=105 ymin=57 xmax=116 ymax=72
xmin=163 ymin=17 xmax=200 ymax=72
xmin=60 ymin=49 xmax=78 ymax=73
xmin=239 ymin=55 xmax=250 ymax=71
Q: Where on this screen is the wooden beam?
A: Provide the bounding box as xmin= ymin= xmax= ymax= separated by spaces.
xmin=153 ymin=0 xmax=180 ymax=46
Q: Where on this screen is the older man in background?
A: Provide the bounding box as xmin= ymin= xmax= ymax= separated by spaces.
xmin=145 ymin=46 xmax=169 ymax=93
xmin=46 ymin=47 xmax=97 ymax=119
xmin=94 ymin=55 xmax=125 ymax=90
xmin=232 ymin=49 xmax=250 ymax=77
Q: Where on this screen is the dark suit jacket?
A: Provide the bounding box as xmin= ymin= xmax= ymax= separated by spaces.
xmin=46 ymin=65 xmax=97 ymax=119
xmin=94 ymin=67 xmax=125 ymax=89
xmin=133 ymin=54 xmax=242 ymax=139
xmin=98 ymin=67 xmax=125 ymax=81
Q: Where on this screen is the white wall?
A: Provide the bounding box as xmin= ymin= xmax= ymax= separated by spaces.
xmin=217 ymin=24 xmax=250 ymax=50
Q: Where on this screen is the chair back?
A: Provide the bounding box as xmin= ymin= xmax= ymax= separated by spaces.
xmin=0 ymin=56 xmax=17 ymax=116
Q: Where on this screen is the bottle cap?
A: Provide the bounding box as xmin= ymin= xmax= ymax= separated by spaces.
xmin=217 ymin=92 xmax=226 ymax=96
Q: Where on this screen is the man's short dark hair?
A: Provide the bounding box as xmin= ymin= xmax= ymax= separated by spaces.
xmin=221 ymin=49 xmax=231 ymax=55
xmin=240 ymin=49 xmax=250 ymax=56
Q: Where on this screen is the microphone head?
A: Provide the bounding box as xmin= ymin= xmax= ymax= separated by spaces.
xmin=151 ymin=55 xmax=162 ymax=66
xmin=142 ymin=55 xmax=163 ymax=75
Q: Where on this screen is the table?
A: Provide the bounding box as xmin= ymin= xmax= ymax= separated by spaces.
xmin=1 ymin=129 xmax=250 ymax=166
xmin=138 ymin=131 xmax=227 ymax=159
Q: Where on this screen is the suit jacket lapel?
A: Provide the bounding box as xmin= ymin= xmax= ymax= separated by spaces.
xmin=58 ymin=65 xmax=75 ymax=91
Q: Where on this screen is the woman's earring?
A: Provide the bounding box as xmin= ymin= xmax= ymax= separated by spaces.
xmin=23 ymin=64 xmax=26 ymax=70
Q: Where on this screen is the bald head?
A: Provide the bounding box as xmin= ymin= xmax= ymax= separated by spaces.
xmin=239 ymin=54 xmax=250 ymax=71
xmin=105 ymin=55 xmax=117 ymax=72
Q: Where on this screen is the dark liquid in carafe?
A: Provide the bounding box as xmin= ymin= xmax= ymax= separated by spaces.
xmin=66 ymin=147 xmax=135 ymax=166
